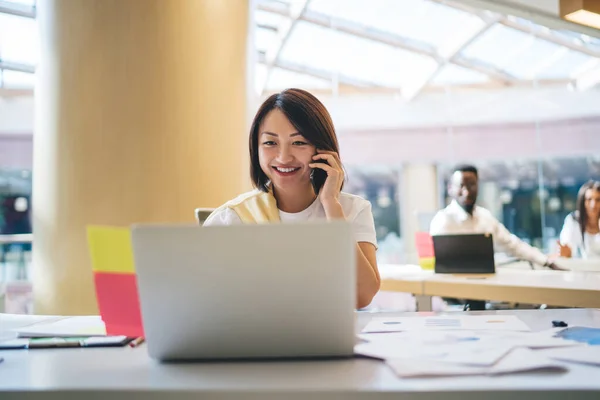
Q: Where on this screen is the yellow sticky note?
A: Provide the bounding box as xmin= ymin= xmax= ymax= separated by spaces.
xmin=419 ymin=257 xmax=435 ymax=271
xmin=87 ymin=226 xmax=135 ymax=274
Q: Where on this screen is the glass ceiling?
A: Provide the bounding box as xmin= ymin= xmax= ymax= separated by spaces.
xmin=308 ymin=0 xmax=487 ymax=57
xmin=0 ymin=0 xmax=36 ymax=89
xmin=1 ymin=0 xmax=599 ymax=97
xmin=279 ymin=21 xmax=439 ymax=88
xmin=256 ymin=0 xmax=600 ymax=98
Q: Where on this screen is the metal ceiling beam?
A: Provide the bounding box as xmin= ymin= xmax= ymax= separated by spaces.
xmin=451 ymin=56 xmax=516 ymax=82
xmin=301 ymin=9 xmax=441 ymax=61
xmin=0 ymin=60 xmax=35 ymax=74
xmin=406 ymin=10 xmax=503 ymax=100
xmin=257 ymin=1 xmax=440 ymax=59
xmin=306 ymin=8 xmax=516 ymax=84
xmin=257 ymin=0 xmax=292 ymax=16
xmin=0 ymin=0 xmax=36 ymax=18
xmin=256 ymin=23 xmax=278 ymax=32
xmin=261 ymin=0 xmax=310 ymax=94
xmin=500 ymin=17 xmax=600 ymax=58
xmin=256 ymin=51 xmax=380 ymax=89
xmin=256 ymin=60 xmax=569 ymax=94
xmin=256 ymin=54 xmax=535 ymax=91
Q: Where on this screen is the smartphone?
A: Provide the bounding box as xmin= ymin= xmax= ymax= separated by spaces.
xmin=310 ymin=159 xmax=328 ymax=194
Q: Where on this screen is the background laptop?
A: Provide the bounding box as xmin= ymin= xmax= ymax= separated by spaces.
xmin=131 ymin=221 xmax=356 ymax=361
xmin=432 ymin=233 xmax=495 ymax=274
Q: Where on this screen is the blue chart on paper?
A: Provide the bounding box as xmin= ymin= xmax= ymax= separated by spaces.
xmin=554 ymin=327 xmax=600 ymax=345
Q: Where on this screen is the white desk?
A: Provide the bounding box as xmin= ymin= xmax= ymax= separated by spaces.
xmin=555 ymin=258 xmax=600 ymax=273
xmin=501 ymin=259 xmax=600 ymax=273
xmin=380 ymin=265 xmax=600 ymax=310
xmin=425 ymin=269 xmax=600 ymax=308
xmin=2 ymin=309 xmax=600 ymax=399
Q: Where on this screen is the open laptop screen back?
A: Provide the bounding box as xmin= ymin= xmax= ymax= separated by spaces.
xmin=131 ymin=222 xmax=356 ymax=361
xmin=432 ymin=234 xmax=495 ymax=274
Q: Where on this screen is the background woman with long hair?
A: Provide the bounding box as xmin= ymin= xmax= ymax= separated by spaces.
xmin=558 ymin=180 xmax=600 ymax=259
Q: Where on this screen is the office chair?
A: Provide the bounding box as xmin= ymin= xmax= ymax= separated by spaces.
xmin=194 ymin=208 xmax=215 ymax=225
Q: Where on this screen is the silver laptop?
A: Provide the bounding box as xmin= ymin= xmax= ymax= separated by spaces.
xmin=130 ymin=221 xmax=356 ymax=361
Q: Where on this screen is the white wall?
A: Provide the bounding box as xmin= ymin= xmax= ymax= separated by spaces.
xmin=0 ymin=95 xmax=34 ymax=134
xmin=338 ymin=116 xmax=600 ymax=166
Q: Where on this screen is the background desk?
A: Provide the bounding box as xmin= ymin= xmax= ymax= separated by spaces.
xmin=2 ymin=309 xmax=600 ymax=399
xmin=380 ymin=266 xmax=600 ymax=311
xmin=553 ymin=258 xmax=600 ymax=272
xmin=500 ymin=259 xmax=600 ymax=273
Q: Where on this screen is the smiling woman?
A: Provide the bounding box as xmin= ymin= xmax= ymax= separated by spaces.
xmin=203 ymin=88 xmax=381 ymax=308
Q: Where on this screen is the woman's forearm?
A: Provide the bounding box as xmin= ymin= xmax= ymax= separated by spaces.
xmin=355 ymin=244 xmax=380 ymax=308
xmin=322 ymin=200 xmax=380 ymax=308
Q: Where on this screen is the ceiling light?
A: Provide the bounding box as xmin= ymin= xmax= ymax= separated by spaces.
xmin=560 ymin=0 xmax=600 ymax=29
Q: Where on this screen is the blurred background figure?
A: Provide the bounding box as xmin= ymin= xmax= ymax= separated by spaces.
xmin=558 ymin=180 xmax=600 ymax=259
xmin=431 ymin=165 xmax=564 ymax=270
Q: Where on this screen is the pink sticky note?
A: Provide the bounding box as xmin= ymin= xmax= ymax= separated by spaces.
xmin=415 ymin=232 xmax=434 ymax=258
xmin=93 ymin=272 xmax=144 ymax=337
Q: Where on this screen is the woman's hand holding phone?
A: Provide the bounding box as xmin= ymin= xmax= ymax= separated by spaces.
xmin=309 ymin=149 xmax=343 ymax=208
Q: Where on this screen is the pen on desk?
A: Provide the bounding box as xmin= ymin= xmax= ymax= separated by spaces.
xmin=129 ymin=337 xmax=145 ymax=348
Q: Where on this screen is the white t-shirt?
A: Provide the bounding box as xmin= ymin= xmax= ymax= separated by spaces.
xmin=204 ymin=191 xmax=378 ymax=248
xmin=559 ymin=213 xmax=600 ymax=259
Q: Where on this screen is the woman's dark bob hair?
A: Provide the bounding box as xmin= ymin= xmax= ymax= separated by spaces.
xmin=249 ymin=88 xmax=343 ymax=192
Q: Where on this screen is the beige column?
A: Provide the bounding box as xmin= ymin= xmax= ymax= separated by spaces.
xmin=33 ymin=0 xmax=250 ymax=315
xmin=400 ymin=164 xmax=440 ymax=264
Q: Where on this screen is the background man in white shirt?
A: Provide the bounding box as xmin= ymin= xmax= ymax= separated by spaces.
xmin=430 ymin=165 xmax=564 ymax=271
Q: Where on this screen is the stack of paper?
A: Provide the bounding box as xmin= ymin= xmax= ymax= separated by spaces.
xmin=386 ymin=348 xmax=566 ymax=378
xmin=359 ymin=330 xmax=577 ymax=358
xmin=0 ymin=315 xmax=136 ymax=349
xmin=540 ymin=345 xmax=600 ymax=367
xmin=12 ymin=316 xmax=106 ymax=338
xmin=362 ymin=315 xmax=532 ymax=333
xmin=356 ymin=315 xmax=582 ymax=378
xmin=537 ymin=326 xmax=600 ymax=367
xmin=0 ymin=313 xmax=63 ymax=340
